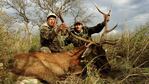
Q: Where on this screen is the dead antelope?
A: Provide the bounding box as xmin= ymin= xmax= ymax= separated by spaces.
xmin=12 ymin=44 xmax=92 ymax=83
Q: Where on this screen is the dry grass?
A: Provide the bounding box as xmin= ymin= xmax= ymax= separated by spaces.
xmin=0 ymin=23 xmax=149 ymax=84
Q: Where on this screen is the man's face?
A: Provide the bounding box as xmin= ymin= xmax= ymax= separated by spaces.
xmin=75 ymin=24 xmax=83 ymax=32
xmin=47 ymin=17 xmax=56 ymax=27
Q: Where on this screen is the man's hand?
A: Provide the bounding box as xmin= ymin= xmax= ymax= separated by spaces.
xmin=59 ymin=23 xmax=68 ymax=31
xmin=103 ymin=13 xmax=110 ymax=23
xmin=105 ymin=14 xmax=110 ymax=22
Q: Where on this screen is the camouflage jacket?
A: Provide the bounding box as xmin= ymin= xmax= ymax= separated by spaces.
xmin=40 ymin=22 xmax=65 ymax=52
xmin=64 ymin=22 xmax=105 ymax=47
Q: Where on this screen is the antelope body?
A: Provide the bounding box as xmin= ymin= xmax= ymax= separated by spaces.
xmin=12 ymin=46 xmax=86 ymax=83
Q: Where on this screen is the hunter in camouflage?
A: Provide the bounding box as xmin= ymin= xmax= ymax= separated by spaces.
xmin=64 ymin=16 xmax=111 ymax=78
xmin=40 ymin=13 xmax=67 ymax=53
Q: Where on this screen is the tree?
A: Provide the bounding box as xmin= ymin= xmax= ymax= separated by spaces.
xmin=2 ymin=0 xmax=95 ymax=41
xmin=32 ymin=0 xmax=94 ymax=26
xmin=3 ymin=0 xmax=32 ymax=44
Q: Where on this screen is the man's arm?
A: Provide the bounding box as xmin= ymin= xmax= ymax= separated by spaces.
xmin=87 ymin=12 xmax=110 ymax=36
xmin=57 ymin=23 xmax=68 ymax=36
xmin=87 ymin=22 xmax=105 ymax=36
xmin=64 ymin=34 xmax=73 ymax=46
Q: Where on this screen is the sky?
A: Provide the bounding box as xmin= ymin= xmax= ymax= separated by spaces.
xmin=82 ymin=0 xmax=149 ymax=32
xmin=3 ymin=0 xmax=149 ymax=34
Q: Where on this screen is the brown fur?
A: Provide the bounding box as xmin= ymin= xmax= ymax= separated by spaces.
xmin=12 ymin=46 xmax=86 ymax=83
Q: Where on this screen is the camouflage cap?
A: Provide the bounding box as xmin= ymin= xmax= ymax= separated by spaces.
xmin=74 ymin=21 xmax=83 ymax=26
xmin=47 ymin=13 xmax=57 ymax=20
